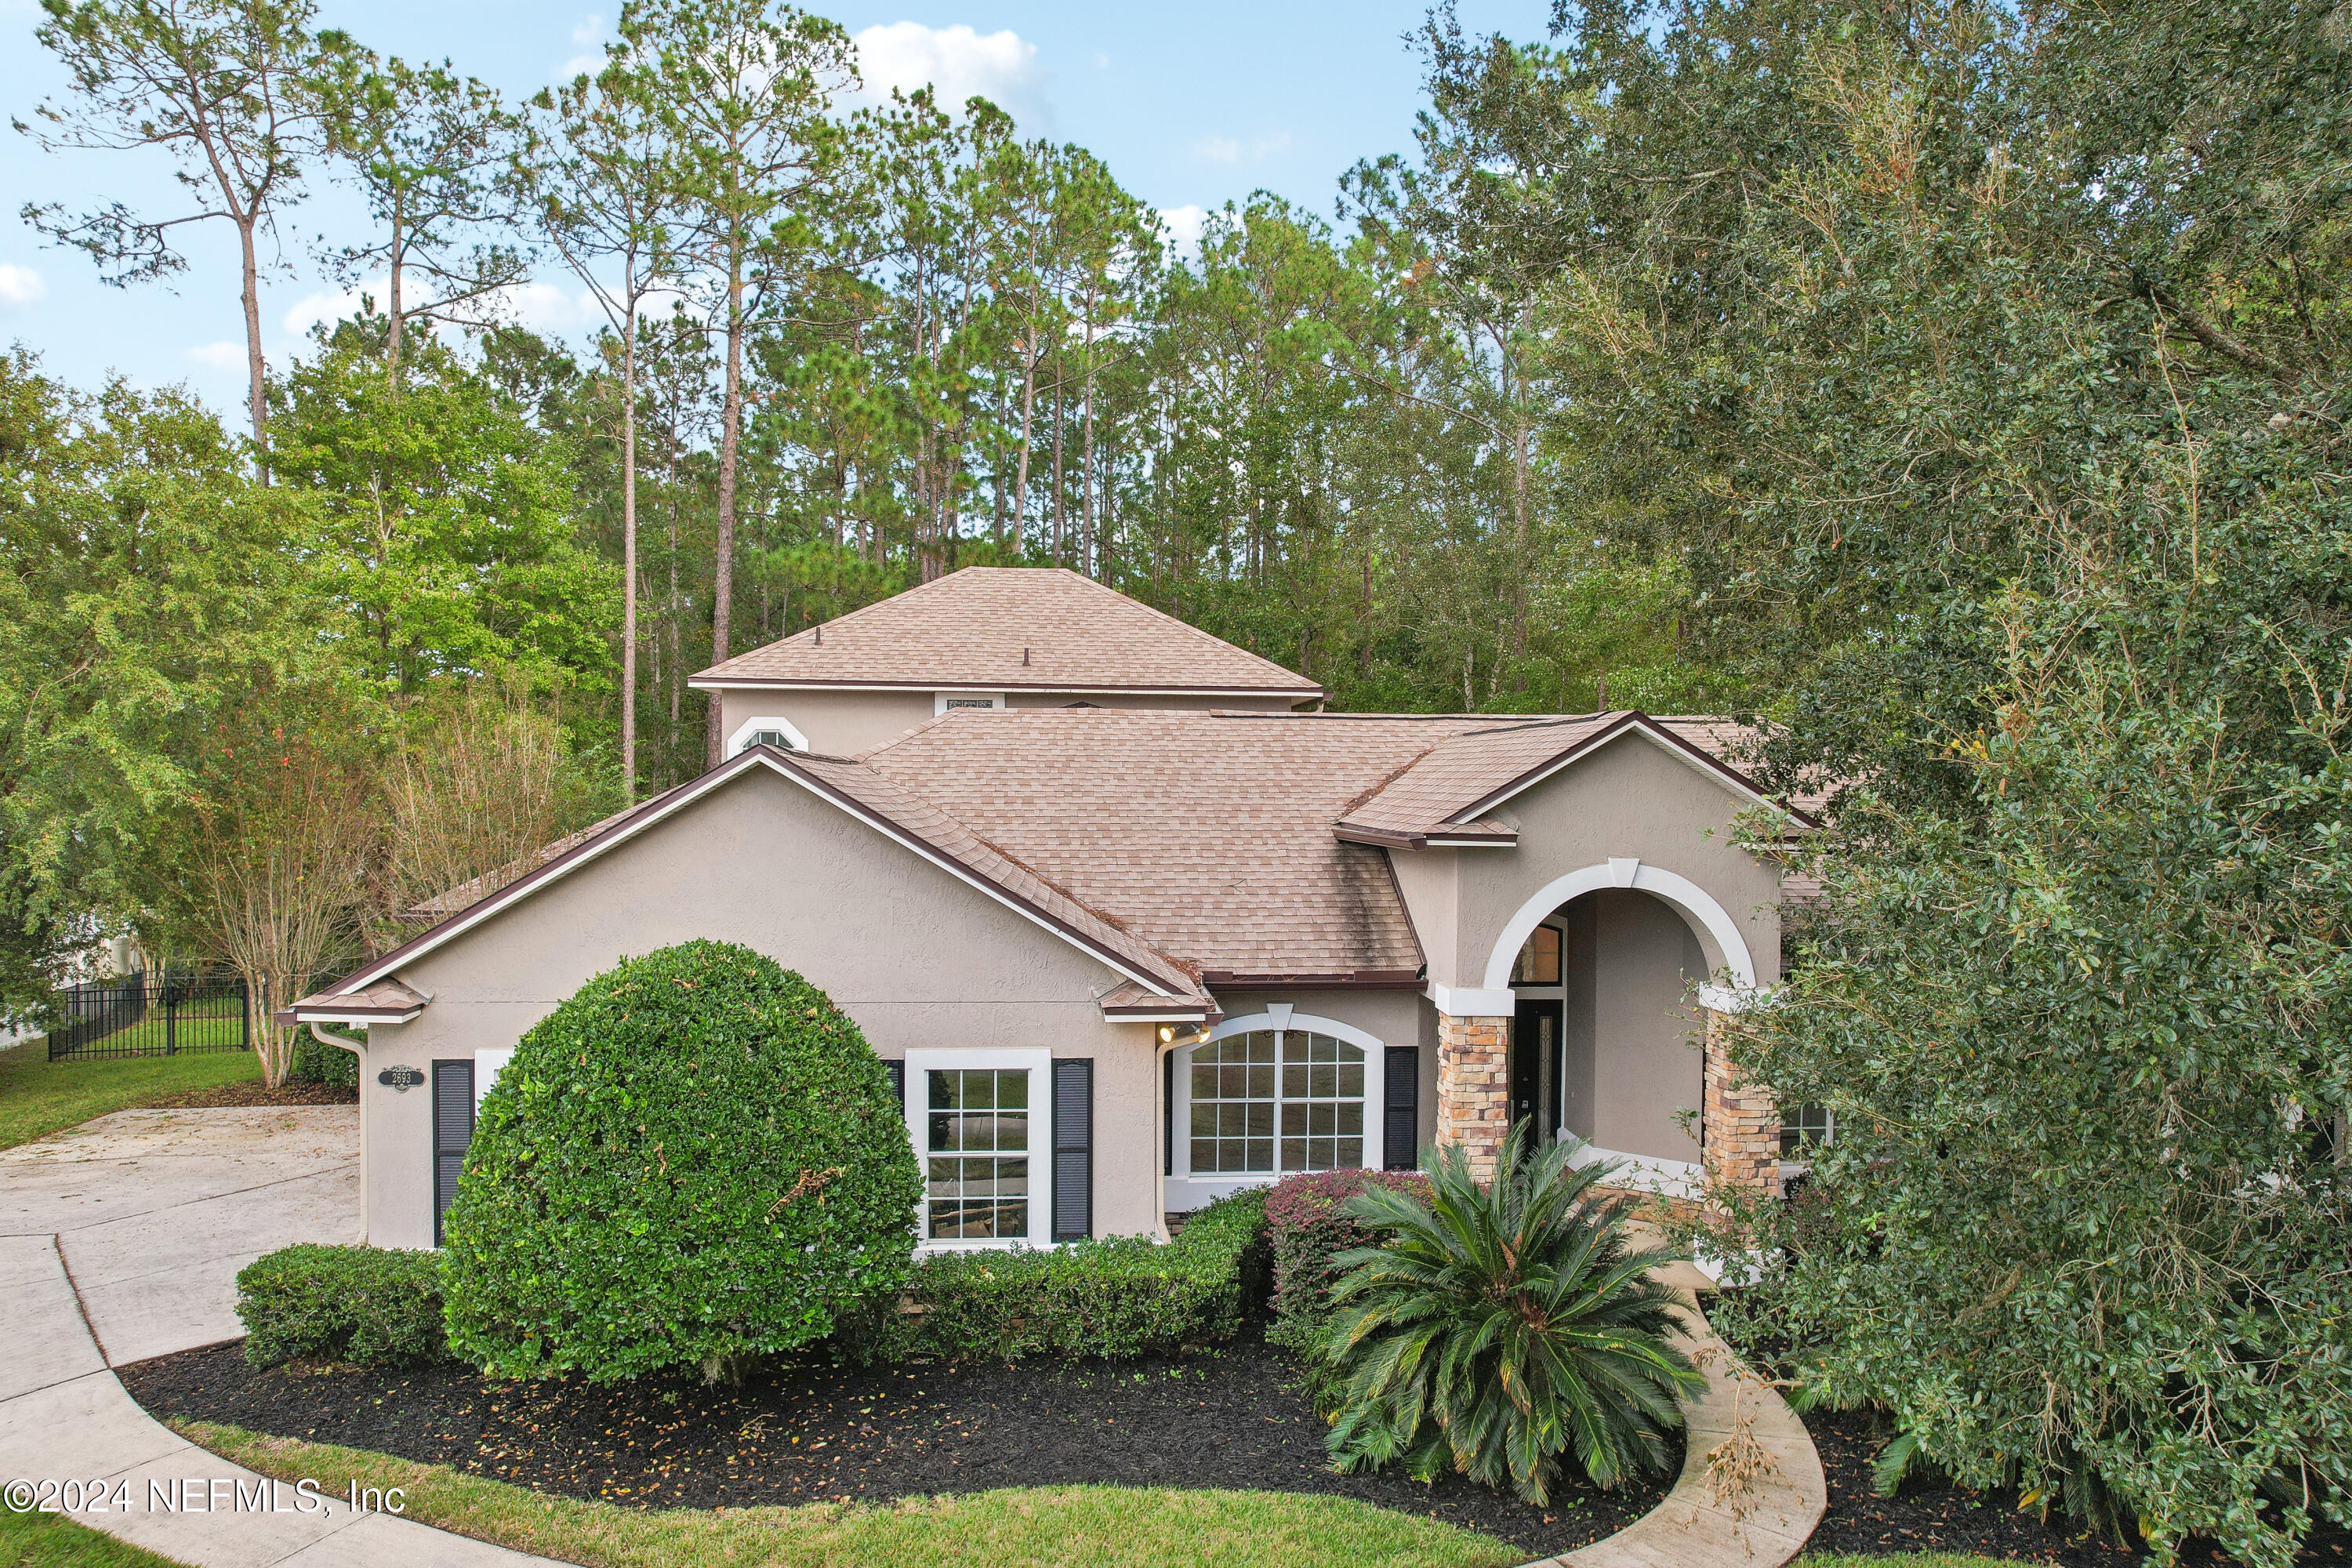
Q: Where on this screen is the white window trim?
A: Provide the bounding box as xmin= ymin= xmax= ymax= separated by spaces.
xmin=726 ymin=713 xmax=810 ymax=755
xmin=474 ymin=1048 xmax=513 ymax=1111
xmin=935 ymin=691 xmax=1006 ymax=716
xmin=1777 ymin=1104 xmax=1835 ymax=1181
xmin=903 ymin=1047 xmax=1054 ymax=1253
xmin=1167 ymin=1010 xmax=1386 ymax=1210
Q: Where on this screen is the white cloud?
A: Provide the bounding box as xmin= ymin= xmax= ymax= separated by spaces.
xmin=187 ymin=341 xmax=245 ymax=369
xmin=556 ymin=13 xmax=608 ymax=81
xmin=0 ymin=263 xmax=45 ymax=313
xmin=492 ymin=281 xmax=604 ymax=334
xmin=282 ymin=283 xmax=374 ymax=339
xmin=284 ymin=276 xmax=608 ymax=343
xmin=1193 ymin=131 xmax=1291 ymax=165
xmin=1160 ymin=205 xmax=1208 ymax=259
xmin=852 ymin=22 xmax=1049 ymax=128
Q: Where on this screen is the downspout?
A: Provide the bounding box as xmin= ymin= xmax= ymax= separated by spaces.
xmin=1154 ymin=1036 xmax=1181 ymax=1244
xmin=1151 ymin=1022 xmax=1214 ymax=1244
xmin=308 ymin=1023 xmax=369 ymax=1246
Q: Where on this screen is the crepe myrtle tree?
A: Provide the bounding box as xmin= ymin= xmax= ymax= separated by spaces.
xmin=441 ymin=941 xmax=921 ymax=1384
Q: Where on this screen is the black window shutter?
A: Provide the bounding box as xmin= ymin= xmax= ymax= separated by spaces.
xmin=1162 ymin=1049 xmax=1174 ymax=1176
xmin=1384 ymin=1047 xmax=1419 ymax=1171
xmin=432 ymin=1059 xmax=476 ymax=1245
xmin=884 ymin=1058 xmax=906 ymax=1109
xmin=1052 ymin=1058 xmax=1093 ymax=1242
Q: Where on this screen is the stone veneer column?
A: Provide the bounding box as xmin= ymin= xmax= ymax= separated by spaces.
xmin=1434 ymin=1012 xmax=1511 ymax=1185
xmin=1701 ymin=1005 xmax=1781 ymax=1200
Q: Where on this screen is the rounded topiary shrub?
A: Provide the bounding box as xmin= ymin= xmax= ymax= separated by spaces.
xmin=441 ymin=940 xmax=921 ymax=1383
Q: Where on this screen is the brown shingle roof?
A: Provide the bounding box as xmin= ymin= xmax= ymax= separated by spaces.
xmin=1335 ymin=714 xmax=1625 ymax=841
xmin=690 ymin=567 xmax=1325 ymax=697
xmin=862 ymin=710 xmax=1495 ymax=981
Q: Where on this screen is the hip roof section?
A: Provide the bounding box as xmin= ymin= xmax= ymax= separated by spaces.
xmin=860 ymin=709 xmax=1497 ymax=981
xmin=690 ymin=566 xmax=1327 ymax=697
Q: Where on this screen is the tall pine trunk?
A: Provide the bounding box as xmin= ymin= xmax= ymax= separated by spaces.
xmin=708 ymin=259 xmax=745 ymax=768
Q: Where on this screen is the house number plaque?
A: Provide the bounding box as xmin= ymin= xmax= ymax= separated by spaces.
xmin=378 ymin=1065 xmax=426 ymax=1092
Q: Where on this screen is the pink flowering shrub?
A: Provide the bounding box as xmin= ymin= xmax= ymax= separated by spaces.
xmin=1263 ymin=1167 xmax=1432 ymax=1354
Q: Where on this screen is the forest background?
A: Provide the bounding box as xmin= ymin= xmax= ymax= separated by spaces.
xmin=5 ymin=0 xmax=2352 ymax=1559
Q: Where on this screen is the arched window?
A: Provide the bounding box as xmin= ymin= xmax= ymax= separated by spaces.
xmin=726 ymin=714 xmax=809 ymax=756
xmin=1187 ymin=1024 xmax=1366 ymax=1177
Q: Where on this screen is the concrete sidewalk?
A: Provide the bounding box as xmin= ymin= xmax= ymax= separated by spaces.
xmin=1536 ymin=1285 xmax=1828 ymax=1568
xmin=0 ymin=1106 xmax=558 ymax=1566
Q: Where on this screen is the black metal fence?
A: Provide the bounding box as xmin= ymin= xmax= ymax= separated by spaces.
xmin=44 ymin=967 xmax=251 ymax=1062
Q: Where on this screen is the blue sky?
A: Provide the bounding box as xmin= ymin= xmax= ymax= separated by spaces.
xmin=0 ymin=0 xmax=1541 ymax=415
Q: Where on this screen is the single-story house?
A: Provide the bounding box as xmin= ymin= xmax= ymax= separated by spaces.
xmin=289 ymin=568 xmax=1813 ymax=1253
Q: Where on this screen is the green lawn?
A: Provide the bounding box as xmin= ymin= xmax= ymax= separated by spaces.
xmin=0 ymin=1040 xmax=261 ymax=1152
xmin=184 ymin=1421 xmax=1522 ymax=1568
xmin=0 ymin=1504 xmax=186 ymax=1568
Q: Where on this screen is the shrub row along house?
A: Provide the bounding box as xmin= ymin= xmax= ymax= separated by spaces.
xmin=287 ymin=567 xmax=1814 ymax=1253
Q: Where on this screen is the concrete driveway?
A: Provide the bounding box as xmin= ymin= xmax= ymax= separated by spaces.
xmin=2 ymin=1107 xmax=361 ymax=1365
xmin=0 ymin=1104 xmax=553 ymax=1566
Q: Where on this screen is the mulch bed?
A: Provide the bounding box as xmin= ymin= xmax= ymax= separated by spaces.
xmin=122 ymin=1336 xmax=1669 ymax=1560
xmin=139 ymin=1080 xmax=357 ymax=1109
xmin=1804 ymin=1405 xmax=2352 ymax=1566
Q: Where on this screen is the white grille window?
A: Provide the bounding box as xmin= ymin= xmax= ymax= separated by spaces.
xmin=1189 ymin=1032 xmax=1276 ymax=1173
xmin=1780 ymin=1103 xmax=1833 ymax=1156
xmin=925 ymin=1068 xmax=1030 ymax=1240
xmin=1280 ymin=1033 xmax=1365 ymax=1171
xmin=1189 ymin=1027 xmax=1365 ymax=1177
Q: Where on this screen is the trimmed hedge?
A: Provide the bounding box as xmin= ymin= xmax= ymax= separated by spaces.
xmin=441 ymin=942 xmax=922 ymax=1384
xmin=1264 ymin=1167 xmax=1432 ymax=1356
xmin=236 ymin=1244 xmax=448 ymax=1368
xmin=840 ymin=1188 xmax=1269 ymax=1364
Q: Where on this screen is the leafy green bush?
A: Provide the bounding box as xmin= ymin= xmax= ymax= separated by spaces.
xmin=288 ymin=1032 xmax=358 ymax=1087
xmin=1263 ymin=1167 xmax=1432 ymax=1356
xmin=1711 ymin=592 xmax=2352 ymax=1563
xmin=1323 ymin=1124 xmax=1700 ymax=1502
xmin=840 ymin=1188 xmax=1269 ymax=1363
xmin=441 ymin=941 xmax=922 ymax=1383
xmin=236 ymin=1244 xmax=448 ymax=1368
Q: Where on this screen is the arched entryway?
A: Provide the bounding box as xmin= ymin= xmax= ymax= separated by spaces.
xmin=1478 ymin=859 xmax=1762 ymax=1196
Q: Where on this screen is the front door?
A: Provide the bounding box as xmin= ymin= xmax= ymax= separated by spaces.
xmin=1512 ymin=1000 xmax=1560 ymax=1150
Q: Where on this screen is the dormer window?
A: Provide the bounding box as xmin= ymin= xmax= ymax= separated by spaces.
xmin=726 ymin=715 xmax=811 ymax=756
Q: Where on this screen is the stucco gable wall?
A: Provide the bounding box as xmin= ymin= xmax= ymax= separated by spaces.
xmin=361 ymin=768 xmax=1156 ymax=1248
xmin=1450 ymin=731 xmax=1784 ymax=990
xmin=717 ymin=688 xmax=937 ymax=757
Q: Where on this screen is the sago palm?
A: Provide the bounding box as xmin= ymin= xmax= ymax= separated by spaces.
xmin=1321 ymin=1121 xmax=1704 ymax=1503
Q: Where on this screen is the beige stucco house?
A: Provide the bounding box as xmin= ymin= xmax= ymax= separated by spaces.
xmin=289 ymin=568 xmax=1812 ymax=1255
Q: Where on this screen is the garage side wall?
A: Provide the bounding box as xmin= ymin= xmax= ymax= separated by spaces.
xmin=358 ymin=768 xmax=1153 ymax=1249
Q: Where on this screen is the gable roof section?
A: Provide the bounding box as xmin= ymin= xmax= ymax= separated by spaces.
xmin=860 ymin=709 xmax=1494 ymax=982
xmin=1334 ymin=712 xmax=1819 ymax=844
xmin=689 ymin=567 xmax=1325 ymax=698
xmin=289 ymin=743 xmax=1207 ymax=1019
